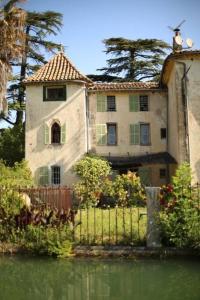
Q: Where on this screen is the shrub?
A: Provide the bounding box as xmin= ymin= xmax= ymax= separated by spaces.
xmin=159 ymin=163 xmax=200 ymax=249
xmin=0 ymin=160 xmax=33 ymax=187
xmin=73 ymin=154 xmax=111 ymax=206
xmin=107 ymin=171 xmax=145 ymax=207
xmin=23 ymin=225 xmax=72 ymax=258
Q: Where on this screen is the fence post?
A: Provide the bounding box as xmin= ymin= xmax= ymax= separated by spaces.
xmin=145 ymin=187 xmax=161 ymax=248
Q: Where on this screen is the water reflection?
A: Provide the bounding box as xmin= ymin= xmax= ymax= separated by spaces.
xmin=0 ymin=256 xmax=199 ymax=300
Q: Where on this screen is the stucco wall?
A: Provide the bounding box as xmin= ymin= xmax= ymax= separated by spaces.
xmin=186 ymin=59 xmax=200 ymax=182
xmin=88 ymin=91 xmax=167 ymax=156
xmin=167 ymin=58 xmax=200 ymax=182
xmin=25 ymin=82 xmax=87 ymax=186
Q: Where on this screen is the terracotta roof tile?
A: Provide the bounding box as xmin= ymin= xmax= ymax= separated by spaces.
xmin=88 ymin=81 xmax=160 ymax=91
xmin=24 ymin=52 xmax=92 ymax=84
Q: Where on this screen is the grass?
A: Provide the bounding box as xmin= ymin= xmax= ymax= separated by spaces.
xmin=74 ymin=206 xmax=147 ymax=246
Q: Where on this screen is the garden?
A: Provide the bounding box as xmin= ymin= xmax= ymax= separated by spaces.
xmin=0 ymin=156 xmax=199 ymax=258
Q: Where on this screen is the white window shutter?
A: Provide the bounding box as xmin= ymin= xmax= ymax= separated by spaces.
xmin=61 ymin=123 xmax=66 ymax=144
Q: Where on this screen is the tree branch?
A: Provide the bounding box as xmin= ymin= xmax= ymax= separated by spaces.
xmin=0 ymin=116 xmax=15 ymax=126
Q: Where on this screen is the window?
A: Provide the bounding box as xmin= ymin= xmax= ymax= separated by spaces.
xmin=130 ymin=123 xmax=150 ymax=145
xmin=44 ymin=122 xmax=66 ymax=145
xmin=51 ymin=166 xmax=61 ymax=185
xmin=96 ymin=123 xmax=117 ymax=145
xmin=129 ymin=94 xmax=149 ymax=111
xmin=140 ymin=123 xmax=150 ymax=145
xmin=160 ymin=128 xmax=167 ymax=139
xmin=160 ymin=168 xmax=166 ymax=179
xmin=107 ymin=123 xmax=117 ymax=145
xmin=138 ymin=167 xmax=151 ymax=186
xmin=107 ymin=96 xmax=116 ymax=111
xmin=43 ymin=85 xmax=66 ymax=101
xmin=139 ymin=95 xmax=148 ymax=111
xmin=96 ymin=94 xmax=116 ymax=112
xmin=51 ymin=122 xmax=61 ymax=144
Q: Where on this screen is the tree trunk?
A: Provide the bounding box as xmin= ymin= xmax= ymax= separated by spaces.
xmin=128 ymin=50 xmax=135 ymax=80
xmin=15 ymin=26 xmax=30 ymax=125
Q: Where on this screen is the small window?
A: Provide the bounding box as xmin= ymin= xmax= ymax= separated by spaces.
xmin=43 ymin=85 xmax=66 ymax=101
xmin=139 ymin=95 xmax=148 ymax=111
xmin=161 ymin=128 xmax=167 ymax=139
xmin=160 ymin=168 xmax=166 ymax=179
xmin=107 ymin=96 xmax=116 ymax=111
xmin=107 ymin=123 xmax=117 ymax=145
xmin=140 ymin=123 xmax=150 ymax=145
xmin=51 ymin=122 xmax=61 ymax=144
xmin=51 ymin=166 xmax=61 ymax=185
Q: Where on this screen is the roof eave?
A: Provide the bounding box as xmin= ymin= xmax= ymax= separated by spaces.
xmin=23 ymin=79 xmax=92 ymax=85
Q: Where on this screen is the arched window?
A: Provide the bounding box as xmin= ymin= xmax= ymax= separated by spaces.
xmin=51 ymin=122 xmax=61 ymax=144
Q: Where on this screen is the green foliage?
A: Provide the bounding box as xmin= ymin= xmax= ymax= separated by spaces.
xmin=159 ymin=163 xmax=200 ymax=249
xmin=24 ymin=225 xmax=72 ymax=258
xmin=0 ymin=190 xmax=73 ymax=257
xmin=73 ymin=155 xmax=111 ymax=206
xmin=0 ymin=160 xmax=33 ymax=187
xmin=111 ymin=171 xmax=145 ymax=206
xmin=98 ymin=37 xmax=170 ymax=81
xmin=74 ymin=155 xmax=145 ymax=207
xmin=0 ymin=124 xmax=25 ymax=166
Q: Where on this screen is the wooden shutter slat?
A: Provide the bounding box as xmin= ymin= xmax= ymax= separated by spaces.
xmin=97 ymin=94 xmax=107 ymax=112
xmin=129 ymin=95 xmax=139 ymax=112
xmin=96 ymin=124 xmax=107 ymax=145
xmin=39 ymin=166 xmax=49 ymax=186
xmin=130 ymin=124 xmax=140 ymax=145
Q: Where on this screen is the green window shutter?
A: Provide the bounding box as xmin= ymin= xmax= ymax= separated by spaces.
xmin=61 ymin=123 xmax=66 ymax=144
xmin=130 ymin=124 xmax=140 ymax=145
xmin=44 ymin=123 xmax=49 ymax=144
xmin=97 ymin=94 xmax=107 ymax=112
xmin=38 ymin=166 xmax=49 ymax=186
xmin=129 ymin=95 xmax=139 ymax=112
xmin=96 ymin=124 xmax=107 ymax=145
xmin=138 ymin=167 xmax=151 ymax=186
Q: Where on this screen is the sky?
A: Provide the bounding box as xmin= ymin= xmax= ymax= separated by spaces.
xmin=19 ymin=0 xmax=200 ymax=76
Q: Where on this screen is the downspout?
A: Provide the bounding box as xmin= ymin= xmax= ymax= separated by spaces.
xmin=85 ymin=88 xmax=89 ymax=153
xmin=176 ymin=61 xmax=191 ymax=163
xmin=166 ymin=92 xmax=170 ymax=183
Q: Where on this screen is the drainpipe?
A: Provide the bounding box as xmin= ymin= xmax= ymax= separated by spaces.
xmin=85 ymin=88 xmax=89 ymax=153
xmin=166 ymin=91 xmax=170 ymax=183
xmin=176 ymin=61 xmax=191 ymax=163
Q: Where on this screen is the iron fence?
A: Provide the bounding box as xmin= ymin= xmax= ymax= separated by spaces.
xmin=73 ymin=205 xmax=147 ymax=246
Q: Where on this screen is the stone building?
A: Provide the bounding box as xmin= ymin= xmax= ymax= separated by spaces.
xmin=24 ymin=49 xmax=200 ymax=186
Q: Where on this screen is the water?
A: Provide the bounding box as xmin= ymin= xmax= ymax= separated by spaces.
xmin=0 ymin=256 xmax=199 ymax=300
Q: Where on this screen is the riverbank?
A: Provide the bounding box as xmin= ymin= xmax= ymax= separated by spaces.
xmin=1 ymin=243 xmax=199 ymax=258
